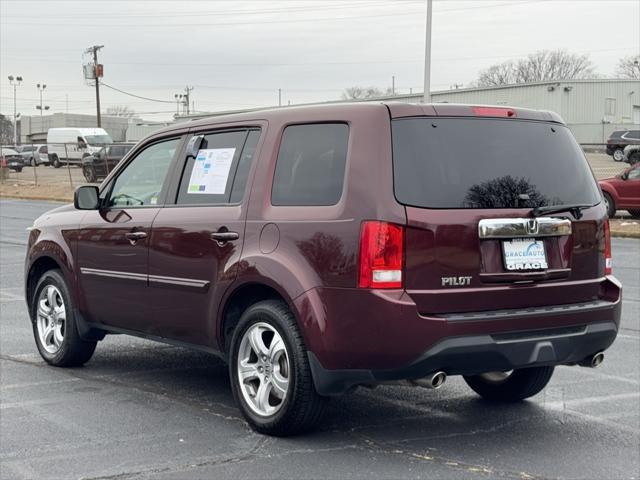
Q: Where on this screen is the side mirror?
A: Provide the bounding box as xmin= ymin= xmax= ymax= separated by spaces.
xmin=74 ymin=185 xmax=100 ymax=210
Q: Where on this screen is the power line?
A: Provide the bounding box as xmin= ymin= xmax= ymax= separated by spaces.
xmin=100 ymin=82 xmax=176 ymax=103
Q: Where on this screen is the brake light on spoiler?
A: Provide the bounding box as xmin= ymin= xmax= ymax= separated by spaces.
xmin=472 ymin=106 xmax=517 ymax=118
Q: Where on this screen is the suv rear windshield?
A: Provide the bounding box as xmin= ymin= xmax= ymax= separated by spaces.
xmin=392 ymin=117 xmax=601 ymax=209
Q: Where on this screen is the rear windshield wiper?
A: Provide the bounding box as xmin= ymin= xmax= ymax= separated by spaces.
xmin=531 ymin=204 xmax=592 ymax=220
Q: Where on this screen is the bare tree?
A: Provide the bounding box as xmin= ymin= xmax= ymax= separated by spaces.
xmin=0 ymin=114 xmax=14 ymax=145
xmin=615 ymin=54 xmax=640 ymax=79
xmin=476 ymin=50 xmax=596 ymax=87
xmin=341 ymin=86 xmax=393 ymax=100
xmin=476 ymin=61 xmax=517 ymax=88
xmin=106 ymin=105 xmax=136 ymax=117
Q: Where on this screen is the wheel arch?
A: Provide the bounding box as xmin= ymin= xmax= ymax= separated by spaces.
xmin=25 ymin=255 xmax=65 ymax=316
xmin=218 ymin=280 xmax=301 ymax=357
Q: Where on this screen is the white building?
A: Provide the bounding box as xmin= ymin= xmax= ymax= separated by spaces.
xmin=180 ymin=79 xmax=639 ymax=145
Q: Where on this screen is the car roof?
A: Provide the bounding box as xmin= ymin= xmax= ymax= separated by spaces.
xmin=146 ymin=102 xmax=566 ymax=139
xmin=0 ymin=147 xmax=19 ymax=154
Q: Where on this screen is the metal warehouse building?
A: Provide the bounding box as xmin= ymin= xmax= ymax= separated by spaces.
xmin=384 ymin=79 xmax=640 ymax=144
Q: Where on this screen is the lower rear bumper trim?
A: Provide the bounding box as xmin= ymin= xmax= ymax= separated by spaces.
xmin=308 ymin=321 xmax=618 ymax=396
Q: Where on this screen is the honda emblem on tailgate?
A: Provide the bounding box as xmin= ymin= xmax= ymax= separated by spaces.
xmin=526 ymin=219 xmax=539 ymax=235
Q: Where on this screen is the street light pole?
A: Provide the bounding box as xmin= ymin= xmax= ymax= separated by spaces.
xmin=36 ymin=83 xmax=48 ymax=120
xmin=423 ymin=0 xmax=433 ymax=103
xmin=8 ymin=75 xmax=23 ymax=145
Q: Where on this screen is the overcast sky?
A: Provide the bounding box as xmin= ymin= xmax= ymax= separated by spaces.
xmin=1 ymin=0 xmax=639 ymax=121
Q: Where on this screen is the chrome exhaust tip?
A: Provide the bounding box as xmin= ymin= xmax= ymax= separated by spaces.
xmin=579 ymin=352 xmax=605 ymax=368
xmin=412 ymin=371 xmax=447 ymax=389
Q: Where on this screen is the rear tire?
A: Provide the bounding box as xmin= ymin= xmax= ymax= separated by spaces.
xmin=463 ymin=367 xmax=554 ymax=402
xmin=603 ymin=192 xmax=616 ymax=218
xmin=31 ymin=269 xmax=97 ymax=367
xmin=52 ymin=155 xmax=61 ymax=168
xmin=229 ymin=300 xmax=327 ymax=436
xmin=612 ymin=148 xmax=624 ymax=162
xmin=628 ymin=151 xmax=640 ymax=165
xmin=14 ymin=167 xmax=23 ymax=173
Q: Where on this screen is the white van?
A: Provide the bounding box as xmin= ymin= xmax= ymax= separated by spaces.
xmin=47 ymin=128 xmax=113 ymax=168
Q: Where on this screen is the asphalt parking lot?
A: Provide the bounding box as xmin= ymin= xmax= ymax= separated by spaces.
xmin=1 ymin=199 xmax=639 ymax=480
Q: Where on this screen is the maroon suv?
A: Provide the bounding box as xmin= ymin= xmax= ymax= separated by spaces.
xmin=25 ymin=103 xmax=621 ymax=436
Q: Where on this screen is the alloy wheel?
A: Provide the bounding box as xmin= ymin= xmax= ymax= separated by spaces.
xmin=36 ymin=285 xmax=66 ymax=354
xmin=613 ymin=149 xmax=624 ymax=162
xmin=237 ymin=322 xmax=290 ymax=417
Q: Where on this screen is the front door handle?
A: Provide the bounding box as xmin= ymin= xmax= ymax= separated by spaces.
xmin=210 ymin=230 xmax=239 ymax=245
xmin=125 ymin=231 xmax=147 ymax=245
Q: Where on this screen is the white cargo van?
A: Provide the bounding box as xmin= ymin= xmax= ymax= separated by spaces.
xmin=47 ymin=128 xmax=113 ymax=168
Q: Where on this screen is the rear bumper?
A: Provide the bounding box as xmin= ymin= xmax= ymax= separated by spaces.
xmin=309 ymin=321 xmax=618 ymax=395
xmin=295 ymin=276 xmax=622 ymax=396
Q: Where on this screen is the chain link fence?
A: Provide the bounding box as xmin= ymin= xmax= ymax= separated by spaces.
xmin=0 ymin=141 xmax=134 ymax=187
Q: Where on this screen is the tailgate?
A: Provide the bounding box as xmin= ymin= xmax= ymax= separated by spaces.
xmin=392 ymin=115 xmax=607 ymax=315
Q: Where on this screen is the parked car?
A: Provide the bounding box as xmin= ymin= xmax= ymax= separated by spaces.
xmin=623 ymin=144 xmax=640 ymax=165
xmin=599 ymin=163 xmax=640 ymax=218
xmin=82 ymin=143 xmax=135 ymax=183
xmin=0 ymin=147 xmax=25 ymax=172
xmin=25 ymin=103 xmax=621 ymax=436
xmin=606 ymin=129 xmax=640 ymax=161
xmin=17 ymin=144 xmax=49 ymax=166
xmin=47 ymin=127 xmax=113 ymax=168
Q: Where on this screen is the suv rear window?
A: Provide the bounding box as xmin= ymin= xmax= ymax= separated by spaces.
xmin=392 ymin=117 xmax=601 ymax=209
xmin=272 ymin=123 xmax=349 ymax=206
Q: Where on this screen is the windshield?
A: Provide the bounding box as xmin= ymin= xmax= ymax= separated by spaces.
xmin=84 ymin=135 xmax=113 ymax=145
xmin=392 ymin=117 xmax=601 ymax=209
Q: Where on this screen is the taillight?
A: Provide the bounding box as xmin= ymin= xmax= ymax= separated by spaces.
xmin=358 ymin=221 xmax=404 ymax=289
xmin=472 ymin=106 xmax=516 ymax=118
xmin=603 ymin=219 xmax=612 ymax=275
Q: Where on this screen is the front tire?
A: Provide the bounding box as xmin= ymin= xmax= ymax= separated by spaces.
xmin=463 ymin=367 xmax=554 ymax=402
xmin=603 ymin=192 xmax=616 ymax=218
xmin=83 ymin=165 xmax=97 ymax=183
xmin=229 ymin=300 xmax=326 ymax=436
xmin=52 ymin=155 xmax=61 ymax=168
xmin=628 ymin=151 xmax=640 ymax=165
xmin=612 ymin=148 xmax=624 ymax=162
xmin=31 ymin=269 xmax=97 ymax=367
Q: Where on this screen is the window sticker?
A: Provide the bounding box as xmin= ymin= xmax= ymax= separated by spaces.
xmin=187 ymin=148 xmax=236 ymax=195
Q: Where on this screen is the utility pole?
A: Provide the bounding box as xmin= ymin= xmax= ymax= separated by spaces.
xmin=423 ymin=0 xmax=433 ymax=103
xmin=8 ymin=75 xmax=22 ymax=145
xmin=278 ymin=88 xmax=282 ymax=107
xmin=85 ymin=45 xmax=104 ymax=127
xmin=183 ymin=86 xmax=193 ymax=115
xmin=392 ymin=76 xmax=395 ymax=95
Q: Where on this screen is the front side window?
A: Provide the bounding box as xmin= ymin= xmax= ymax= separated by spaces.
xmin=271 ymin=123 xmax=349 ymax=206
xmin=108 ymin=138 xmax=180 ymax=208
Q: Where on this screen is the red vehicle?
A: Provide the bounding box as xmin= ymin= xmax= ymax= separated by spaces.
xmin=599 ymin=163 xmax=640 ymax=218
xmin=25 ymin=103 xmax=621 ymax=436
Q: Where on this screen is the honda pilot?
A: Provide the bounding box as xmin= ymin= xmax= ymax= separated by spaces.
xmin=25 ymin=103 xmax=621 ymax=436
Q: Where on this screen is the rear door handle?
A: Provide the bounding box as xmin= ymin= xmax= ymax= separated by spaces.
xmin=210 ymin=231 xmax=239 ymax=245
xmin=125 ymin=231 xmax=147 ymax=245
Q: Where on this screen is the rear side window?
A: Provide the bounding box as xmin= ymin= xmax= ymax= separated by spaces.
xmin=392 ymin=118 xmax=601 ymax=209
xmin=625 ymin=130 xmax=640 ymax=140
xmin=177 ymin=129 xmax=259 ymax=205
xmin=271 ymin=123 xmax=349 ymax=206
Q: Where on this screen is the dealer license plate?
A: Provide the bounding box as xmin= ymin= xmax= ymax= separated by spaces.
xmin=502 ymin=238 xmax=548 ymax=271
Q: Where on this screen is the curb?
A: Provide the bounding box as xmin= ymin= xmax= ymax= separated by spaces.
xmin=0 ymin=193 xmax=70 ymax=203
